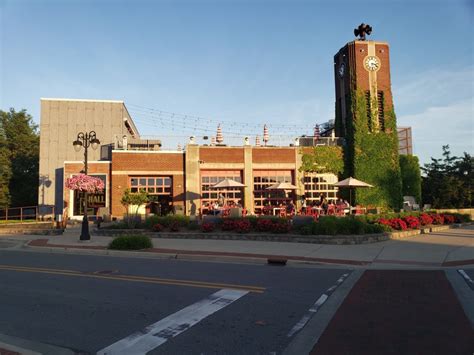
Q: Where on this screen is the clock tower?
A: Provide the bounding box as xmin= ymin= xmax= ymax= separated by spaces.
xmin=334 ymin=39 xmax=393 ymax=137
xmin=333 ymin=24 xmax=402 ymax=209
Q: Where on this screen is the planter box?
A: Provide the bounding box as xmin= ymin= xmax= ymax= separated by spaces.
xmin=430 ymin=225 xmax=450 ymax=233
xmin=389 ymin=229 xmax=421 ymax=239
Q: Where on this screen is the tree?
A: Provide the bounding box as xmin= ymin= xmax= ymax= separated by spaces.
xmin=421 ymin=145 xmax=473 ymax=208
xmin=399 ymin=155 xmax=422 ymax=204
xmin=0 ymin=109 xmax=39 ymax=207
xmin=0 ymin=120 xmax=11 ymax=209
xmin=120 ymin=188 xmax=149 ymax=228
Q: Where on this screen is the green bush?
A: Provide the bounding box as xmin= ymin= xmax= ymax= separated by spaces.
xmin=299 ymin=225 xmax=313 ymax=235
xmin=311 ymin=216 xmax=388 ymax=235
xmin=188 ymin=221 xmax=199 ymax=230
xmin=143 ymin=215 xmax=190 ymax=229
xmin=335 ymin=217 xmax=366 ymax=235
xmin=108 ymin=235 xmax=153 ymax=250
xmin=312 ymin=216 xmax=339 ymax=235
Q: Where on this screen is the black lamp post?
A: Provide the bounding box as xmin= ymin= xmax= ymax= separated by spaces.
xmin=73 ymin=131 xmax=100 ymax=241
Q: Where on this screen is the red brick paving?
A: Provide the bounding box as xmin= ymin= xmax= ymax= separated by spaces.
xmin=311 ymin=270 xmax=474 ymax=355
xmin=0 ymin=348 xmax=20 ymax=355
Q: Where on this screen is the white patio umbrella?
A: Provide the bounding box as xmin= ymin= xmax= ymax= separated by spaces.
xmin=211 ymin=178 xmax=246 ymax=206
xmin=266 ymin=182 xmax=298 ymax=190
xmin=211 ymin=178 xmax=246 ymax=188
xmin=266 ymin=182 xmax=297 ymax=202
xmin=333 ymin=177 xmax=373 ymax=206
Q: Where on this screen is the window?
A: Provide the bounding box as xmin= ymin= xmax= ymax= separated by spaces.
xmin=129 ymin=176 xmax=172 ymax=195
xmin=201 ymin=171 xmax=242 ymax=208
xmin=303 ymin=173 xmax=338 ymax=203
xmin=253 ymin=170 xmax=293 ymax=215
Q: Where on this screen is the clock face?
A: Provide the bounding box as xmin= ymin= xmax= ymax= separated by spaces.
xmin=364 ymin=56 xmax=380 ymax=71
xmin=338 ymin=63 xmax=345 ymax=78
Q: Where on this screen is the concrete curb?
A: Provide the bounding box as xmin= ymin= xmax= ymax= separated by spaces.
xmin=23 ymin=242 xmax=370 ymax=266
xmin=93 ymin=229 xmax=389 ymax=245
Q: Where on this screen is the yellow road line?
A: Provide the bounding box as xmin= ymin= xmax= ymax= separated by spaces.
xmin=0 ymin=264 xmax=265 ymax=293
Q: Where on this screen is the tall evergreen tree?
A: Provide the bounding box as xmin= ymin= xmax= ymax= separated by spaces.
xmin=422 ymin=145 xmax=473 ymax=208
xmin=0 ymin=109 xmax=39 ymax=207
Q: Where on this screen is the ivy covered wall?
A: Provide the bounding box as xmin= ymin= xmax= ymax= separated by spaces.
xmin=300 ymin=146 xmax=343 ymax=175
xmin=349 ymin=89 xmax=403 ymax=209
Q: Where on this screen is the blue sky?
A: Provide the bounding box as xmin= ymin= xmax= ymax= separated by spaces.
xmin=0 ymin=0 xmax=472 ymax=165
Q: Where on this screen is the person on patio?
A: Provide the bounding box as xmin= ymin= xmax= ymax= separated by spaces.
xmin=321 ymin=196 xmax=328 ymax=214
xmin=301 ymin=197 xmax=307 ymax=214
xmin=286 ymin=201 xmax=295 ymax=215
xmin=217 ymin=193 xmax=225 ymax=207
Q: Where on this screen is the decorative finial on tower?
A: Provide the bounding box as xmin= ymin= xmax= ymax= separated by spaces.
xmin=354 ymin=23 xmax=372 ymax=41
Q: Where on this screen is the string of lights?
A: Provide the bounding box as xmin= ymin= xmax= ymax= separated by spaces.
xmin=128 ymin=103 xmax=324 ymax=133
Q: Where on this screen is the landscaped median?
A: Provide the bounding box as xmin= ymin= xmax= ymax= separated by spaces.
xmin=94 ymin=211 xmax=472 ymax=246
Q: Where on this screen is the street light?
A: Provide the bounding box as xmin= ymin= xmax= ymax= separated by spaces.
xmin=73 ymin=131 xmax=100 ymax=241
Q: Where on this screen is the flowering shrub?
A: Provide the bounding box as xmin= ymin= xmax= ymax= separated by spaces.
xmin=233 ymin=220 xmax=251 ymax=233
xmin=152 ymin=223 xmax=164 ymax=232
xmin=430 ymin=214 xmax=444 ymax=225
xmin=442 ymin=214 xmax=456 ymax=224
xmin=271 ymin=221 xmax=291 ymax=233
xmin=221 ymin=219 xmax=236 ymax=231
xmin=418 ymin=213 xmax=433 ymax=226
xmin=65 ymin=174 xmax=104 ymax=192
xmin=201 ymin=222 xmax=215 ymax=233
xmin=169 ymin=221 xmax=180 ymax=232
xmin=378 ymin=218 xmax=408 ymax=231
xmin=256 ymin=219 xmax=274 ymax=232
xmin=403 ymin=216 xmax=420 ymax=229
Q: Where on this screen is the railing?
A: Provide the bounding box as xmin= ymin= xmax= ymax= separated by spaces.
xmin=0 ymin=205 xmax=55 ymax=222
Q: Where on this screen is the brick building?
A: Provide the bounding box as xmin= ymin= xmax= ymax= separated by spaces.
xmin=39 ymin=33 xmax=413 ymax=218
xmin=58 ymin=124 xmax=340 ymax=219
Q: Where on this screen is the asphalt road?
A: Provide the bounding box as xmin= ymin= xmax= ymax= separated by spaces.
xmin=0 ymin=250 xmax=350 ymax=354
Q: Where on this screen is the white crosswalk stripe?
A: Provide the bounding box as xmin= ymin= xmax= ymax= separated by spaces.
xmin=97 ymin=289 xmax=248 ymax=355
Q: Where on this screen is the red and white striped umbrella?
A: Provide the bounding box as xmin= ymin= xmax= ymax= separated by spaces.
xmin=314 ymin=124 xmax=320 ymax=140
xmin=216 ymin=124 xmax=223 ymax=144
xmin=211 ymin=136 xmax=216 ymax=146
xmin=255 ymin=135 xmax=261 ymax=147
xmin=263 ymin=124 xmax=269 ymax=146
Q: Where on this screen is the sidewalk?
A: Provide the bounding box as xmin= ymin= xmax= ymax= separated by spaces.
xmin=1 ymin=225 xmax=473 ymax=267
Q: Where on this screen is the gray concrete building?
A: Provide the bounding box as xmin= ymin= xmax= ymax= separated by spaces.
xmin=38 ymin=98 xmax=138 ymax=216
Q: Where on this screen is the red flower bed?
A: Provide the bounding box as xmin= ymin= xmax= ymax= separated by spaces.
xmin=152 ymin=223 xmax=164 ymax=232
xmin=255 ymin=219 xmax=291 ymax=233
xmin=233 ymin=219 xmax=251 ymax=233
xmin=403 ymin=216 xmax=420 ymax=229
xmin=442 ymin=214 xmax=456 ymax=224
xmin=418 ymin=213 xmax=433 ymax=226
xmin=256 ymin=219 xmax=274 ymax=232
xmin=430 ymin=214 xmax=444 ymax=225
xmin=169 ymin=221 xmax=180 ymax=232
xmin=378 ymin=218 xmax=408 ymax=231
xmin=221 ymin=219 xmax=236 ymax=231
xmin=271 ymin=221 xmax=291 ymax=233
xmin=201 ymin=222 xmax=215 ymax=233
